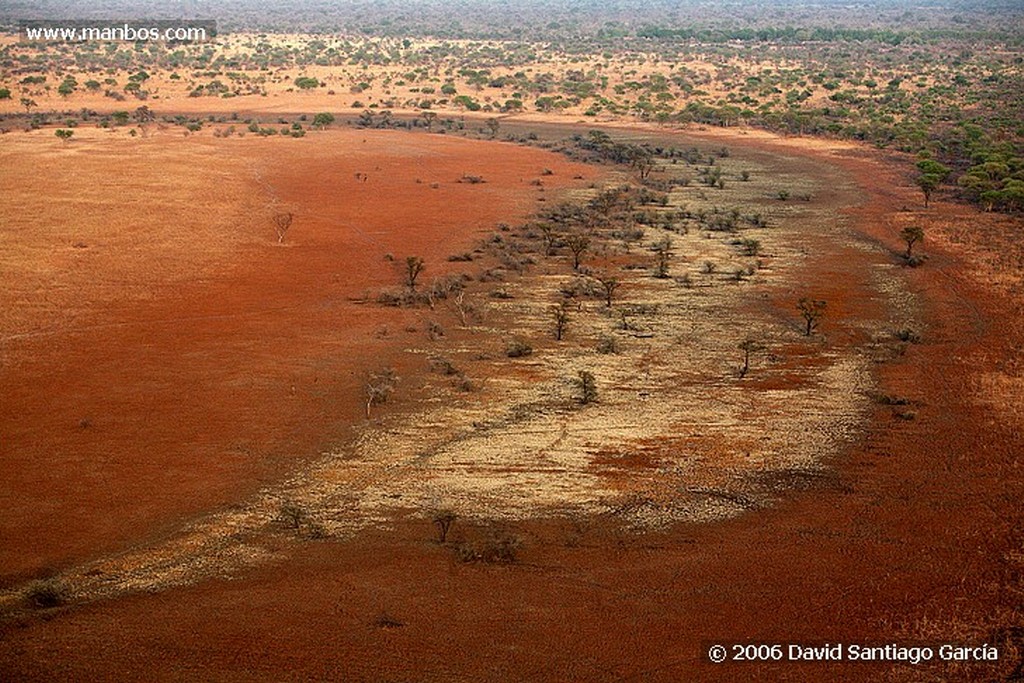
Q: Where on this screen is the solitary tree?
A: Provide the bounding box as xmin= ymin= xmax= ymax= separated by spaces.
xmin=405 ymin=256 xmax=425 ymax=290
xmin=917 ymin=174 xmax=941 ymax=208
xmin=652 ymin=237 xmax=672 ymax=278
xmin=272 ymin=212 xmax=293 ymax=243
xmin=20 ymin=97 xmax=36 ymax=114
xmin=900 ymin=225 xmax=924 ymax=260
xmin=634 ymin=153 xmax=655 ymax=180
xmin=55 ymin=129 xmax=73 ymax=143
xmin=312 ymin=112 xmax=335 ymax=130
xmin=740 ymin=238 xmax=761 ymax=257
xmin=564 ymin=233 xmax=590 ymax=271
xmin=433 ymin=510 xmax=456 ymax=543
xmin=915 ymin=159 xmax=950 ymax=208
xmin=575 ymin=370 xmax=598 ymax=405
xmin=593 ymin=273 xmax=620 ymax=307
xmin=365 ymin=367 xmax=398 ymax=418
xmin=538 ymin=223 xmax=559 ymax=256
xmin=797 ymin=298 xmax=827 ymax=336
xmin=134 ymin=106 xmax=154 ymax=124
xmin=738 ymin=338 xmax=765 ymax=378
xmin=485 ymin=117 xmax=500 ymax=138
xmin=552 ymin=300 xmax=571 ymax=340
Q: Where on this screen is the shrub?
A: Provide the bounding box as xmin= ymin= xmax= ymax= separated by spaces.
xmin=276 ymin=502 xmax=306 ymax=530
xmin=454 ymin=533 xmax=521 ymax=563
xmin=427 ymin=320 xmax=445 ymax=340
xmin=26 ymin=579 xmax=66 ymax=609
xmin=596 ymin=335 xmax=620 ymax=354
xmin=575 ymin=370 xmax=598 ymax=404
xmin=895 ymin=328 xmax=921 ymax=344
xmin=505 ymin=339 xmax=533 ymax=358
xmin=373 ymin=612 xmax=404 ymax=629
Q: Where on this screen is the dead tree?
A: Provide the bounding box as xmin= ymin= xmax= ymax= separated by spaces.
xmin=405 ymin=256 xmax=425 ymax=290
xmin=797 ymin=298 xmax=827 ymax=336
xmin=738 ymin=339 xmax=765 ymax=378
xmin=564 ymin=234 xmax=591 ymax=272
xmin=273 ymin=212 xmax=293 ymax=243
xmin=539 ymin=223 xmax=559 ymax=256
xmin=485 ymin=117 xmax=500 ymax=138
xmin=453 ymin=290 xmax=469 ymax=325
xmin=433 ymin=510 xmax=457 ymax=543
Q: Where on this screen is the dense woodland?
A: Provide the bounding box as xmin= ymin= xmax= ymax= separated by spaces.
xmin=1 ymin=0 xmax=1022 ymax=211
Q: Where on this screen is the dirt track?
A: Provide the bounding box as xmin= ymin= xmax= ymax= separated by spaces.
xmin=1 ymin=122 xmax=1022 ymax=681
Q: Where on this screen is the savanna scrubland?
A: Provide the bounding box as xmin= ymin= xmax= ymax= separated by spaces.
xmin=1 ymin=1 xmax=1022 ymax=680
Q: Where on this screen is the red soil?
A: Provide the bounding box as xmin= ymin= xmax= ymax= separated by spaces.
xmin=1 ymin=125 xmax=1022 ymax=681
xmin=0 ymin=128 xmax=595 ymax=581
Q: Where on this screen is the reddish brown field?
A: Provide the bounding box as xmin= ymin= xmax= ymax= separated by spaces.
xmin=1 ymin=121 xmax=1022 ymax=682
xmin=0 ymin=126 xmax=595 ymax=579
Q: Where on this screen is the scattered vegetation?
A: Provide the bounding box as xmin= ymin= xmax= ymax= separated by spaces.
xmin=454 ymin=530 xmax=521 ymax=564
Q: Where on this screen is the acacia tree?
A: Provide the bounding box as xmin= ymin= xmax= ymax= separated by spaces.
xmin=738 ymin=338 xmax=765 ymax=378
xmin=538 ymin=223 xmax=559 ymax=256
xmin=575 ymin=370 xmax=598 ymax=405
xmin=20 ymin=97 xmax=36 ymax=114
xmin=312 ymin=112 xmax=335 ymax=130
xmin=652 ymin=237 xmax=672 ymax=278
xmin=633 ymin=152 xmax=655 ymax=180
xmin=917 ymin=174 xmax=941 ymax=208
xmin=900 ymin=226 xmax=924 ymax=259
xmin=916 ymin=159 xmax=950 ymax=208
xmin=405 ymin=256 xmax=425 ymax=290
xmin=564 ymin=233 xmax=590 ymax=271
xmin=552 ymin=300 xmax=571 ymax=340
xmin=593 ymin=273 xmax=620 ymax=307
xmin=797 ymin=298 xmax=827 ymax=336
